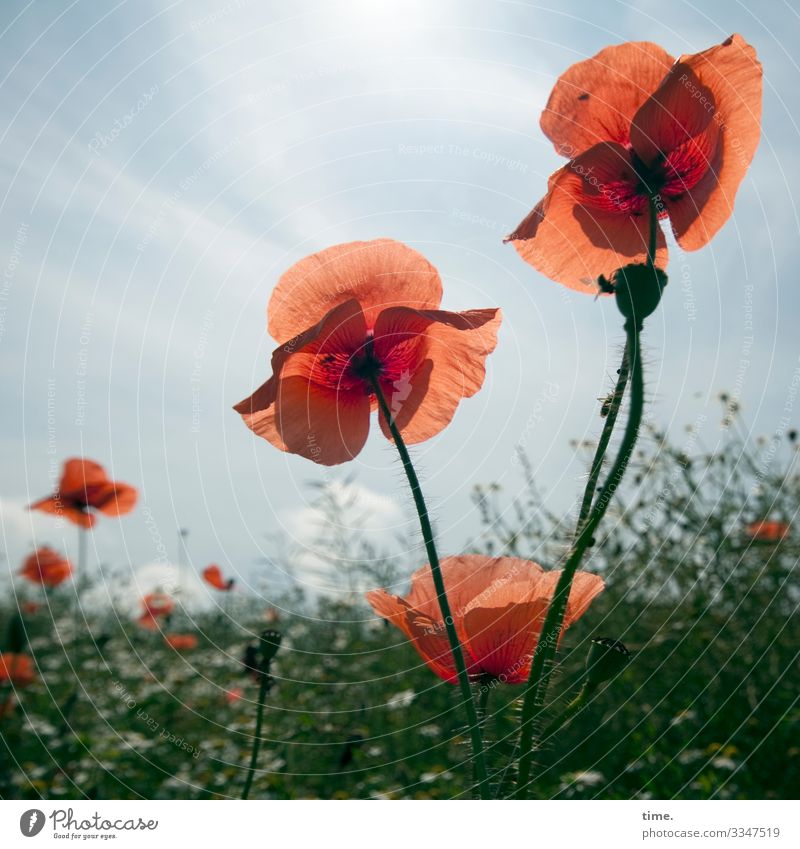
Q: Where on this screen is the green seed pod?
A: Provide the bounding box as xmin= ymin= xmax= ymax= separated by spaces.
xmin=585 ymin=637 xmax=631 ymax=685
xmin=612 ymin=263 xmax=668 ymax=329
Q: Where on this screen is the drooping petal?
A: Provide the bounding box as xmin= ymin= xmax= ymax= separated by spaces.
xmin=235 ymin=300 xmax=372 ymax=465
xmin=27 ymin=495 xmax=95 ymax=528
xmin=640 ymin=34 xmax=762 ymax=250
xmin=365 ymin=588 xmax=457 ymax=682
xmin=541 ymin=42 xmax=675 ymax=157
xmin=506 ymin=143 xmax=668 ymax=291
xmin=85 ymin=481 xmax=138 ymax=517
xmin=268 ymin=239 xmax=442 ymax=343
xmin=373 ymin=307 xmax=501 ymax=444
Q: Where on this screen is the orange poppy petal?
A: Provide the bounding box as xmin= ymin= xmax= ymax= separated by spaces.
xmin=89 ymin=482 xmax=138 ymax=517
xmin=506 ymin=143 xmax=668 ymax=291
xmin=461 ymin=600 xmax=548 ymax=682
xmin=274 ymin=377 xmax=370 ymax=465
xmin=403 ymin=611 xmax=460 ymax=683
xmin=648 ymin=34 xmax=762 ymax=250
xmin=541 ymin=42 xmax=675 ymax=157
xmin=267 ymin=239 xmax=442 ymax=343
xmin=374 ymin=307 xmax=501 ymax=444
xmin=59 ymin=458 xmax=109 ymax=497
xmin=236 ymin=301 xmax=372 ymax=465
xmin=28 ymin=495 xmax=95 ymax=528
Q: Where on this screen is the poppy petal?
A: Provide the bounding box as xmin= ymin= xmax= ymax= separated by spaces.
xmin=236 ymin=300 xmax=372 ymax=465
xmin=373 ymin=307 xmax=501 ymax=444
xmin=87 ymin=482 xmax=138 ymax=517
xmin=648 ymin=35 xmax=762 ymax=250
xmin=461 ymin=600 xmax=547 ymax=682
xmin=506 ymin=143 xmax=668 ymax=291
xmin=58 ymin=458 xmax=110 ymax=498
xmin=541 ymin=42 xmax=675 ymax=157
xmin=268 ymin=239 xmax=442 ymax=343
xmin=28 ymin=495 xmax=95 ymax=528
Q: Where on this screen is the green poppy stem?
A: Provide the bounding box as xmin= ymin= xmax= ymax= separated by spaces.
xmin=538 ymin=680 xmax=597 ymax=745
xmin=241 ymin=666 xmax=271 ymax=800
xmin=370 ymin=376 xmax=490 ymax=800
xmin=514 ymin=320 xmax=644 ymax=798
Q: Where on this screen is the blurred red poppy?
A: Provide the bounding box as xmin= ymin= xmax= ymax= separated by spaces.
xmin=19 ymin=547 xmax=73 ymax=587
xmin=29 ymin=458 xmax=138 ymax=528
xmin=165 ymin=634 xmax=198 ymax=651
xmin=507 ymin=36 xmax=762 ymax=290
xmin=366 ymin=555 xmax=604 ymax=684
xmin=0 ymin=653 xmax=36 ymax=688
xmin=225 ymin=687 xmax=244 ymax=704
xmin=235 ymin=239 xmax=501 ymax=465
xmin=141 ymin=592 xmax=175 ymax=618
xmin=21 ymin=602 xmax=40 ymax=615
xmin=203 ymin=564 xmax=234 ymax=591
xmin=745 ymin=520 xmax=789 ymax=543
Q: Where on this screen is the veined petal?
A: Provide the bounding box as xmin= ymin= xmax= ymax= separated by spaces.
xmin=506 ymin=143 xmax=668 ymax=291
xmin=649 ymin=34 xmax=762 ymax=250
xmin=373 ymin=307 xmax=501 ymax=444
xmin=268 ymin=239 xmax=442 ymax=343
xmin=541 ymin=42 xmax=675 ymax=157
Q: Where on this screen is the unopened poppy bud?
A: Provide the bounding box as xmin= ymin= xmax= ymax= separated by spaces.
xmin=612 ymin=263 xmax=668 ymax=329
xmin=585 ymin=637 xmax=631 ymax=685
xmin=259 ymin=629 xmax=282 ymax=669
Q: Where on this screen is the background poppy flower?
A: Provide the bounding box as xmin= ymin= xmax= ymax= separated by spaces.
xmin=507 ymin=35 xmax=762 ymax=291
xmin=203 ymin=564 xmax=235 ymax=591
xmin=0 ymin=653 xmax=37 ymax=688
xmin=29 ymin=458 xmax=138 ymax=528
xmin=235 ymin=239 xmax=501 ymax=465
xmin=19 ymin=547 xmax=73 ymax=587
xmin=366 ymin=555 xmax=604 ymax=684
xmin=165 ymin=634 xmax=198 ymax=651
xmin=745 ymin=520 xmax=789 ymax=543
xmin=141 ymin=592 xmax=175 ymax=616
xmin=225 ymin=687 xmax=244 ymax=704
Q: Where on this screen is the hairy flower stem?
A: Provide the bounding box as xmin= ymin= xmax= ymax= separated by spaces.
xmin=538 ymin=680 xmax=598 ymax=745
xmin=241 ymin=667 xmax=271 ymax=799
xmin=514 ymin=320 xmax=644 ymax=798
xmin=370 ymin=377 xmax=490 ymax=799
xmin=573 ymin=343 xmax=630 ymax=541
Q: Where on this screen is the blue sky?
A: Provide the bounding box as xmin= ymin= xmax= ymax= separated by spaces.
xmin=1 ymin=0 xmax=798 ymax=605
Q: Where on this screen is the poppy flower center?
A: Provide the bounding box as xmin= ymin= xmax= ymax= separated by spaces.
xmin=311 ymin=331 xmax=425 ymax=395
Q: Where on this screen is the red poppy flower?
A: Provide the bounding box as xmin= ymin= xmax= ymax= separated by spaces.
xmin=366 ymin=555 xmax=604 ymax=684
xmin=19 ymin=547 xmax=73 ymax=587
xmin=506 ymin=36 xmax=762 ymax=291
xmin=745 ymin=520 xmax=789 ymax=543
xmin=235 ymin=239 xmax=501 ymax=465
xmin=21 ymin=602 xmax=40 ymax=615
xmin=225 ymin=687 xmax=244 ymax=704
xmin=0 ymin=653 xmax=37 ymax=688
xmin=29 ymin=458 xmax=138 ymax=528
xmin=165 ymin=634 xmax=198 ymax=651
xmin=203 ymin=564 xmax=234 ymax=591
xmin=141 ymin=592 xmax=175 ymax=618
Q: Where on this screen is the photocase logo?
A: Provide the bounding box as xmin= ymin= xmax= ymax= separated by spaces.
xmin=19 ymin=809 xmax=46 ymax=837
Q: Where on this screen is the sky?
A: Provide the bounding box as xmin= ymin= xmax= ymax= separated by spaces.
xmin=1 ymin=0 xmax=799 ymax=608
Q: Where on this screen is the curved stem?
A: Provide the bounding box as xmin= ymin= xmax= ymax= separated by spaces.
xmin=241 ymin=669 xmax=270 ymax=800
xmin=515 ymin=321 xmax=644 ymax=798
xmin=574 ymin=341 xmax=631 ymax=541
xmin=370 ymin=376 xmax=489 ymax=799
xmin=538 ymin=680 xmax=597 ymax=746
